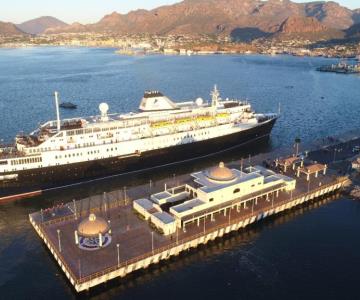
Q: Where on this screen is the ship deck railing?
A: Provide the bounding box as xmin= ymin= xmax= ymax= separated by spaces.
xmin=0 ymin=148 xmax=25 ymax=159
xmin=36 ymin=104 xmax=252 ymax=136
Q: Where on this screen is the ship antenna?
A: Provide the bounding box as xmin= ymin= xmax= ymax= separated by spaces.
xmin=211 ymin=84 xmax=220 ymax=107
xmin=54 ymin=91 xmax=61 ymax=132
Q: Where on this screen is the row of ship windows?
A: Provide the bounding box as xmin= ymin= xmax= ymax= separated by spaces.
xmin=74 ymin=142 xmax=96 ymax=148
xmin=68 ymin=131 xmax=212 ymax=154
xmin=54 ymin=148 xmax=119 ymax=159
xmin=56 ymin=130 xmax=212 ymax=153
xmin=150 ymin=131 xmax=211 ymax=144
xmin=29 ymin=147 xmax=51 ymax=153
xmin=11 ymin=157 xmax=42 ymax=165
xmin=26 ymin=130 xmax=213 ymax=158
xmin=67 ymin=127 xmax=133 ymax=136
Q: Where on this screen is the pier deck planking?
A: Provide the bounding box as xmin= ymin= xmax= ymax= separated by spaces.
xmin=29 ymin=162 xmax=345 ymax=292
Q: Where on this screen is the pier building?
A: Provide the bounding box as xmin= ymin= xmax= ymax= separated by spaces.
xmin=133 ymin=162 xmax=296 ymax=235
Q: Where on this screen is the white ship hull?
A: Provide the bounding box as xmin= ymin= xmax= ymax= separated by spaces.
xmin=0 ymin=118 xmax=277 ymax=201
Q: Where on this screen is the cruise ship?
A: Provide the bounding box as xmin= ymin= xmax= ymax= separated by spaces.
xmin=0 ymin=86 xmax=277 ymax=200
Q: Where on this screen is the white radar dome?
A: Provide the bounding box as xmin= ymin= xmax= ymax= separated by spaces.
xmin=195 ymin=98 xmax=203 ymax=106
xmin=99 ymin=102 xmax=109 ymax=114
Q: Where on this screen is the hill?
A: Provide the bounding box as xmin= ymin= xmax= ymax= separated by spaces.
xmin=45 ymin=22 xmax=88 ymax=34
xmin=45 ymin=0 xmax=359 ymax=40
xmin=17 ymin=16 xmax=67 ymax=35
xmin=273 ymin=15 xmax=344 ymax=41
xmin=0 ymin=21 xmax=26 ymax=36
xmin=345 ymin=23 xmax=360 ymax=38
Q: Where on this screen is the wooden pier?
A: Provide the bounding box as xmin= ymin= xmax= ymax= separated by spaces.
xmin=29 ymin=166 xmax=347 ymax=292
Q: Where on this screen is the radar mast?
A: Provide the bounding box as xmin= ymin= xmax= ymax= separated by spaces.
xmin=211 ymin=85 xmax=220 ymax=108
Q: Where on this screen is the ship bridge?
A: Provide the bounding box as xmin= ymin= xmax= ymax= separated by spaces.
xmin=139 ymin=91 xmax=179 ymax=112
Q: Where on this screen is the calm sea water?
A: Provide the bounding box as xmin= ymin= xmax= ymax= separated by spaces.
xmin=1 ymin=47 xmax=360 ymax=299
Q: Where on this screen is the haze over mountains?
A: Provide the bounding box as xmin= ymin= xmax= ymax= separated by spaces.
xmin=0 ymin=16 xmax=67 ymax=36
xmin=0 ymin=21 xmax=26 ymax=36
xmin=1 ymin=0 xmax=360 ymax=41
xmin=17 ymin=16 xmax=68 ymax=35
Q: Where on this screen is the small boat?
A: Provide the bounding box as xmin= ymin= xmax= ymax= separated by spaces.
xmin=59 ymin=102 xmax=77 ymax=109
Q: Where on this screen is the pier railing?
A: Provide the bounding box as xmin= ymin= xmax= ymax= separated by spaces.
xmin=75 ymin=178 xmax=346 ymax=285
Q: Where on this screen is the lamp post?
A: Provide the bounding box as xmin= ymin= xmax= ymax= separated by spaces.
xmin=78 ymin=259 xmax=81 ymax=279
xmin=176 ymin=227 xmax=179 ymax=245
xmin=124 ymin=186 xmax=127 ymax=205
xmin=103 ymin=192 xmax=107 ymax=213
xmin=151 ymin=231 xmax=154 ymax=255
xmin=240 ymin=158 xmax=243 ymax=176
xmin=117 ymin=243 xmax=120 ymax=268
xmin=149 ymin=179 xmax=152 ymax=197
xmin=57 ymin=229 xmax=62 ymax=252
xmin=73 ymin=199 xmax=77 ymax=220
xmin=74 ymin=230 xmax=79 ymax=245
xmin=333 ymin=148 xmax=338 ymax=162
xmin=203 ymin=216 xmax=206 ymax=234
xmin=295 ymin=137 xmax=301 ymax=156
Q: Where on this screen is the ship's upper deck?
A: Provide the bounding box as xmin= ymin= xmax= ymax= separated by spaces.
xmin=0 ymin=86 xmax=265 ymax=156
xmin=32 ymin=96 xmax=250 ymax=135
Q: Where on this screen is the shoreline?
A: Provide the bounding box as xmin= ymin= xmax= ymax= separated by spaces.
xmin=0 ymin=44 xmax=357 ymax=60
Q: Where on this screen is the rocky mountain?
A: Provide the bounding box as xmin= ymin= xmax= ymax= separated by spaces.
xmin=273 ymin=15 xmax=344 ymax=40
xmin=304 ymin=1 xmax=354 ymax=30
xmin=36 ymin=0 xmax=360 ymax=41
xmin=279 ymin=16 xmax=328 ymax=33
xmin=345 ymin=23 xmax=360 ymax=38
xmin=17 ymin=16 xmax=67 ymax=35
xmin=353 ymin=8 xmax=360 ymax=23
xmin=0 ymin=21 xmax=26 ymax=36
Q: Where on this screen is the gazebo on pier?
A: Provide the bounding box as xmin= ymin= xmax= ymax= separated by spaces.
xmin=75 ymin=213 xmax=112 ymax=250
xmin=275 ymin=156 xmax=303 ymax=172
xmin=296 ymin=163 xmax=328 ymax=181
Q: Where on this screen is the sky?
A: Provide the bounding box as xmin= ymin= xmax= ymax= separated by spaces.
xmin=0 ymin=0 xmax=359 ymax=24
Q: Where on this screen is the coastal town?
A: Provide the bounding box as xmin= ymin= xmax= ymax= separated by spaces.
xmin=1 ymin=32 xmax=359 ymax=58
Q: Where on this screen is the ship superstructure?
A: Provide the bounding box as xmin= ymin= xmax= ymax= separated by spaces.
xmin=0 ymin=86 xmax=277 ymax=200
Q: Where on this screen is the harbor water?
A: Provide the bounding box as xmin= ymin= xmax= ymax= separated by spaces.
xmin=1 ymin=48 xmax=360 ymax=299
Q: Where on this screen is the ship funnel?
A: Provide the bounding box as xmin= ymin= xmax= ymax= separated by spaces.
xmin=54 ymin=91 xmax=61 ymax=132
xmin=99 ymin=103 xmax=109 ymax=122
